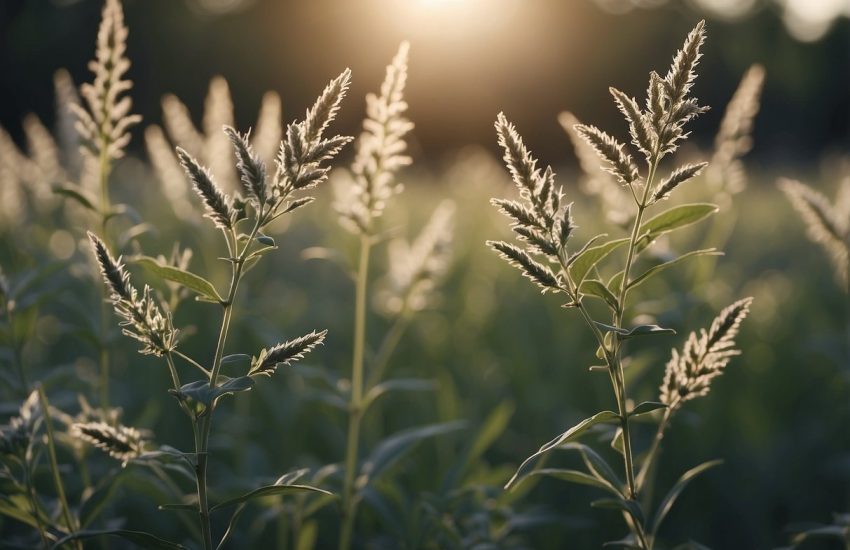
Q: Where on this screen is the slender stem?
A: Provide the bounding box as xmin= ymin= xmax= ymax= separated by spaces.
xmin=4 ymin=302 xmax=28 ymax=395
xmin=611 ymin=157 xmax=660 ymax=504
xmin=340 ymin=235 xmax=371 ymax=550
xmin=23 ymin=458 xmax=49 ymax=549
xmin=191 ymin=215 xmax=262 ymax=550
xmin=36 ymin=386 xmax=79 ymax=546
xmin=98 ymin=146 xmax=112 ymax=412
xmin=365 ymin=310 xmax=410 ymax=390
xmin=636 ymin=409 xmax=672 ymax=493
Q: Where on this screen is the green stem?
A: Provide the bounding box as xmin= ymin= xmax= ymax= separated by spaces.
xmin=365 ymin=310 xmax=410 ymax=390
xmin=98 ymin=146 xmax=112 ymax=412
xmin=23 ymin=458 xmax=49 ymax=549
xmin=636 ymin=408 xmax=672 ymax=493
xmin=611 ymin=157 xmax=659 ymax=504
xmin=36 ymin=385 xmax=79 ymax=547
xmin=192 ymin=217 xmax=261 ymax=550
xmin=4 ymin=301 xmax=28 ymax=396
xmin=340 ymin=235 xmax=371 ymax=550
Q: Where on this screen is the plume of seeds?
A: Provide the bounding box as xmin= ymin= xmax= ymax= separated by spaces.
xmin=151 ymin=77 xmax=282 ymax=196
xmin=176 ymin=147 xmax=236 ymax=230
xmin=71 ymin=421 xmax=146 ymax=464
xmin=487 ymin=113 xmax=572 ymax=296
xmin=571 ymin=21 xmax=709 ymax=205
xmin=175 ymin=71 xmax=351 ymax=229
xmin=335 ymin=42 xmax=413 ymax=235
xmin=249 ymin=330 xmax=328 ymax=377
xmin=559 ymin=111 xmax=631 ymax=227
xmin=276 ymin=69 xmax=353 ymax=197
xmin=659 ymin=297 xmax=752 ymax=411
xmin=379 ymin=200 xmax=456 ymax=315
xmin=88 ymin=232 xmax=178 ymax=356
xmin=70 ymin=0 xmax=141 ymax=161
xmin=779 ymin=178 xmax=850 ymax=288
xmin=54 ymin=69 xmax=82 ymax=172
xmin=0 ymin=390 xmax=41 ymax=457
xmin=707 ymin=64 xmax=765 ymax=195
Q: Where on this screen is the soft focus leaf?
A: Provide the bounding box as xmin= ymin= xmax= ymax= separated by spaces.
xmin=134 ymin=256 xmax=223 ymax=303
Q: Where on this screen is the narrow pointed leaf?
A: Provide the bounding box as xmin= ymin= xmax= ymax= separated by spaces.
xmin=628 ymin=249 xmax=722 ymax=290
xmin=360 ymin=421 xmax=466 ymax=485
xmin=506 ymin=410 xmax=620 ymax=489
xmin=210 ymin=483 xmax=332 ymax=512
xmin=650 ymin=459 xmax=723 ymax=537
xmin=592 ymin=497 xmax=645 ymax=526
xmin=527 ymin=468 xmax=622 ymax=497
xmin=629 ymin=401 xmax=668 ymax=418
xmin=134 ymin=256 xmax=223 ymax=303
xmin=561 ymin=442 xmax=624 ymax=496
xmin=636 ymin=203 xmax=717 ymax=252
xmin=569 ymin=238 xmax=629 ymax=286
xmin=580 ymin=279 xmax=620 ymax=314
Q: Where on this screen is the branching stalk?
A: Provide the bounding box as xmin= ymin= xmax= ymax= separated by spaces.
xmin=340 ymin=234 xmax=371 ymax=550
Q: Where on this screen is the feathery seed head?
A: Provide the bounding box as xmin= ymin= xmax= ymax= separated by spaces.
xmin=250 ymin=329 xmax=328 ymax=376
xmin=177 ymin=147 xmax=235 ymax=229
xmin=780 ymin=178 xmax=849 ymax=288
xmin=225 ymin=126 xmax=268 ymax=206
xmin=71 ymin=0 xmax=140 ymax=160
xmin=89 ymin=232 xmax=178 ymax=356
xmin=660 ymin=297 xmax=752 ymax=410
xmin=71 ymin=421 xmax=146 ymax=464
xmin=380 ymin=200 xmax=455 ymax=315
xmin=574 ymin=124 xmax=639 ymax=186
xmin=336 ymin=44 xmax=413 ymax=235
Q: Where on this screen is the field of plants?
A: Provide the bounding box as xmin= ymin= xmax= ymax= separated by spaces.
xmin=0 ymin=0 xmax=848 ymax=548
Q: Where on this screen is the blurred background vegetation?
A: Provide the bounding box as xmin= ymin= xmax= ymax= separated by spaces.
xmin=0 ymin=0 xmax=848 ymax=548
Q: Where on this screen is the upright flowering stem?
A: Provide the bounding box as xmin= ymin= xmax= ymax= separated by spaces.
xmin=340 ymin=234 xmax=371 ymax=550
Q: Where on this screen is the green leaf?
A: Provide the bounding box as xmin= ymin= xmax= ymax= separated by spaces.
xmin=636 ymin=203 xmax=717 ymax=252
xmin=650 ymin=459 xmax=723 ymax=538
xmin=603 ymin=535 xmax=642 ymax=549
xmin=362 ymin=378 xmax=437 ymax=414
xmin=610 ymin=428 xmax=624 ymax=457
xmin=528 ymin=468 xmax=622 ymax=497
xmin=505 ymin=410 xmax=620 ymax=489
xmin=629 ymin=401 xmax=667 ymax=418
xmin=210 ymin=483 xmax=332 ymax=512
xmin=256 ymin=234 xmax=275 ymax=247
xmin=174 ymin=375 xmax=254 ymax=409
xmin=158 ymin=503 xmax=197 ymax=512
xmin=592 ymin=322 xmax=675 ymax=340
xmin=51 ymin=529 xmax=188 ymax=550
xmin=360 ymin=421 xmax=466 ymax=486
xmin=569 ymin=238 xmax=629 ymax=286
xmin=592 ymin=497 xmax=645 ymax=526
xmin=561 ymin=443 xmax=624 ymax=496
xmin=221 ymin=354 xmax=252 ymax=366
xmin=53 ymin=185 xmax=98 ymax=212
xmin=580 ymin=279 xmax=620 ymax=313
xmin=628 ymin=249 xmax=722 ymax=290
xmin=134 ymin=256 xmax=223 ymax=303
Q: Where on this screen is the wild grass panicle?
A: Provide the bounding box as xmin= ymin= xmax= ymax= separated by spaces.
xmin=335 ymin=42 xmax=413 ymax=235
xmin=707 ymin=64 xmax=765 ymax=195
xmin=659 ymin=297 xmax=752 ymax=410
xmin=88 ymin=232 xmax=178 ymax=357
xmin=150 ymin=76 xmax=282 ymax=203
xmin=70 ymin=0 xmax=140 ymax=162
xmin=378 ymin=199 xmax=456 ymax=315
xmin=780 ymin=177 xmax=850 ymax=289
xmin=490 ymin=21 xmax=754 ymax=549
xmin=70 ymin=421 xmax=147 ymax=464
